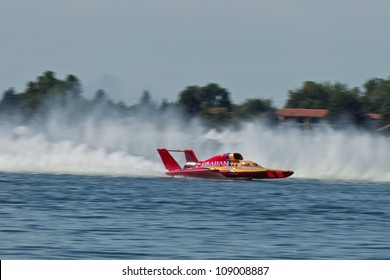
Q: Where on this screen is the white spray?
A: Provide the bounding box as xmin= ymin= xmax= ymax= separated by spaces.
xmin=205 ymin=123 xmax=390 ymax=182
xmin=0 ymin=109 xmax=389 ymax=181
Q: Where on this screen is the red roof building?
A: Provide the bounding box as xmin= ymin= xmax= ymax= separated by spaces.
xmin=366 ymin=113 xmax=381 ymax=120
xmin=276 ymin=108 xmax=329 ymax=118
xmin=276 ymin=108 xmax=329 ymax=129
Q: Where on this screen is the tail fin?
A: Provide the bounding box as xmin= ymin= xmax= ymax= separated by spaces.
xmin=157 ymin=148 xmax=182 ymax=171
xmin=184 ymin=149 xmax=199 ymax=163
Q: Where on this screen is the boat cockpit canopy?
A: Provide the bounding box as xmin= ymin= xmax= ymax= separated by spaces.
xmin=239 ymin=161 xmax=263 ymax=168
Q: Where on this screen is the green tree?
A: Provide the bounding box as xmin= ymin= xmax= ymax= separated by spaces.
xmin=328 ymin=86 xmax=364 ymax=124
xmin=285 ymin=81 xmax=366 ymax=124
xmin=362 ymin=78 xmax=390 ymax=113
xmin=0 ymin=88 xmax=20 ymax=113
xmin=234 ymin=98 xmax=274 ymax=119
xmin=380 ymin=97 xmax=390 ymax=126
xmin=0 ymin=71 xmax=85 ymax=120
xmin=201 ymin=83 xmax=232 ymax=110
xmin=178 ymin=85 xmax=203 ymax=116
xmin=178 ymin=83 xmax=232 ymax=115
xmin=286 ymin=81 xmax=331 ymax=109
xmin=178 ymin=83 xmax=233 ymax=126
xmin=65 ymin=74 xmax=81 ymax=98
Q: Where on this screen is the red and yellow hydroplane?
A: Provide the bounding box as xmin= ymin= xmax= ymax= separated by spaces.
xmin=157 ymin=148 xmax=294 ymax=180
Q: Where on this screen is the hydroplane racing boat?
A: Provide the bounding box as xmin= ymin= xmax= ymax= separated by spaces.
xmin=157 ymin=148 xmax=294 ymax=180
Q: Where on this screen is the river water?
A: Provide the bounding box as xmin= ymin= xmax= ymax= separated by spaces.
xmin=1 ymin=173 xmax=389 ymax=259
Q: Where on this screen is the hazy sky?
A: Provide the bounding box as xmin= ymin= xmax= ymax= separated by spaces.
xmin=1 ymin=0 xmax=390 ymax=107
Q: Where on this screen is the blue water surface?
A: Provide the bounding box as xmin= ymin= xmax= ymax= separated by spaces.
xmin=1 ymin=172 xmax=389 ymax=259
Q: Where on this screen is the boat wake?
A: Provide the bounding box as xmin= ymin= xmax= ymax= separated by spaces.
xmin=0 ymin=113 xmax=389 ymax=181
xmin=0 ymin=130 xmax=162 ymax=177
xmin=204 ymin=123 xmax=390 ymax=182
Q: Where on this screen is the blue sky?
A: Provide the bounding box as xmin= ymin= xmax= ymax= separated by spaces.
xmin=1 ymin=0 xmax=390 ymax=107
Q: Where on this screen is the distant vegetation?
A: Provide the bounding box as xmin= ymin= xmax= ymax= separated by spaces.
xmin=0 ymin=71 xmax=275 ymax=128
xmin=286 ymin=80 xmax=390 ymax=126
xmin=1 ymin=70 xmax=389 ymax=129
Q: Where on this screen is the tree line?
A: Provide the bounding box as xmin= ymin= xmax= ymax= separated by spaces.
xmin=1 ymin=70 xmax=389 ymax=128
xmin=286 ymin=80 xmax=390 ymax=127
